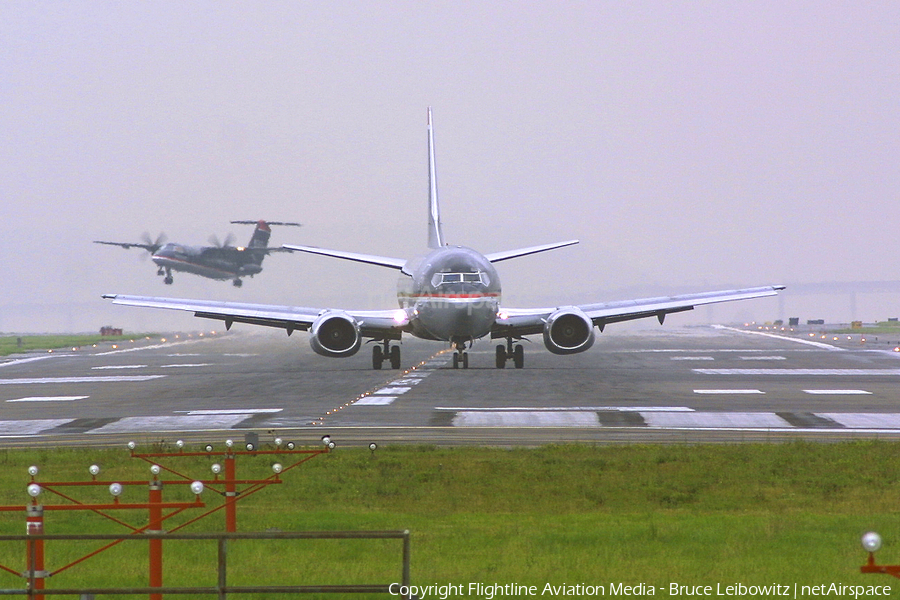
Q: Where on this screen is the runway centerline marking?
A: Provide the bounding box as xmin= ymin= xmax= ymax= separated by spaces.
xmin=181 ymin=409 xmax=283 ymax=415
xmin=92 ymin=365 xmax=147 ymax=370
xmin=694 ymin=369 xmax=900 ymax=376
xmin=7 ymin=396 xmax=88 ymax=403
xmin=161 ymin=363 xmax=214 ymax=368
xmin=671 ymin=356 xmax=714 ymax=361
xmin=693 ymin=389 xmax=765 ymax=394
xmin=803 ymin=390 xmax=872 ymax=395
xmin=0 ymin=375 xmax=166 ymax=385
xmin=740 ymin=356 xmax=786 ymax=361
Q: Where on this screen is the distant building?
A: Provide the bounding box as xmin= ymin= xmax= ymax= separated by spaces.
xmin=100 ymin=326 xmax=122 ymax=336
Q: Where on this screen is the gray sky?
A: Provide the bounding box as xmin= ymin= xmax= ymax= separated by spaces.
xmin=2 ymin=2 xmax=898 ymax=333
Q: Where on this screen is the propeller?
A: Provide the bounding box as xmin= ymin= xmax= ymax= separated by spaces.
xmin=140 ymin=232 xmax=167 ymax=255
xmin=208 ymin=232 xmax=236 ymax=248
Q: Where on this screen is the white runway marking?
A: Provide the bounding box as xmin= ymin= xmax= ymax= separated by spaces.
xmin=373 ymin=386 xmax=411 ymax=395
xmin=740 ymin=356 xmax=786 ymax=361
xmin=437 ymin=406 xmax=694 ymax=412
xmin=819 ymin=413 xmax=900 ymax=429
xmin=161 ymin=363 xmax=214 ymax=368
xmin=183 ymin=409 xmax=282 ymax=415
xmin=355 ymin=396 xmax=397 ymax=406
xmin=90 ymin=415 xmax=252 ymax=433
xmin=0 ymin=419 xmax=72 ymax=436
xmin=671 ymin=356 xmax=715 ymax=361
xmin=0 ymin=375 xmax=165 ymax=385
xmin=694 ymin=369 xmax=900 ymax=376
xmin=712 ymin=325 xmax=842 ymax=350
xmin=642 ymin=412 xmax=791 ymax=428
xmin=803 ymin=390 xmax=872 ymax=395
xmin=96 ymin=338 xmax=211 ymax=356
xmin=0 ymin=356 xmax=54 ymax=368
xmin=7 ymin=396 xmax=87 ymax=403
xmin=693 ymin=389 xmax=765 ymax=394
xmin=453 ymin=411 xmax=600 ymax=427
xmin=92 ymin=365 xmax=147 ymax=370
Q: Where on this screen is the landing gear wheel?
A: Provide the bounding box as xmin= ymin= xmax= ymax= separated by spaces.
xmin=164 ymin=276 xmax=174 ymax=285
xmin=495 ymin=345 xmax=506 ymax=369
xmin=513 ymin=344 xmax=524 ymax=369
xmin=232 ymin=278 xmax=243 ymax=287
xmin=462 ymin=352 xmax=469 ymax=369
xmin=372 ymin=345 xmax=383 ymax=370
xmin=452 ymin=353 xmax=459 ymax=369
xmin=390 ymin=346 xmax=401 ymax=369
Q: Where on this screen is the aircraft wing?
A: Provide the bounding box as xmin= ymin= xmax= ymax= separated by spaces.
xmin=101 ymin=295 xmax=407 ymax=338
xmin=93 ymin=240 xmax=158 ymax=251
xmin=492 ymin=285 xmax=785 ymax=337
xmin=282 ymin=244 xmax=408 ymax=270
xmin=484 ymin=240 xmax=579 ymax=263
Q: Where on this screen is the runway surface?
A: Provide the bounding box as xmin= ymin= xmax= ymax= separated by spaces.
xmin=2 ymin=325 xmax=900 ymax=447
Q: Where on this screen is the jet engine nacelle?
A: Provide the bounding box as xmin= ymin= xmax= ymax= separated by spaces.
xmin=309 ymin=311 xmax=362 ymax=358
xmin=543 ymin=307 xmax=596 ymax=355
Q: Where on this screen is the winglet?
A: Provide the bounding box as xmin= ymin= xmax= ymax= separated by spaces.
xmin=427 ymin=107 xmax=445 ymax=249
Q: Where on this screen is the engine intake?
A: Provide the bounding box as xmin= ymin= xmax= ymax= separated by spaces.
xmin=543 ymin=307 xmax=595 ymax=355
xmin=309 ymin=311 xmax=362 ymax=357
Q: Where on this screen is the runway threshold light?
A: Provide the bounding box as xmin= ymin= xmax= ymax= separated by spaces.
xmin=89 ymin=465 xmax=100 ymax=478
xmin=27 ymin=466 xmax=38 ymax=477
xmin=127 ymin=441 xmax=136 ymax=450
xmin=190 ymin=481 xmax=204 ymax=495
xmin=150 ymin=465 xmax=161 ymax=476
xmin=27 ymin=484 xmax=41 ymax=498
xmin=272 ymin=463 xmax=283 ymax=474
xmin=863 ymin=532 xmax=883 ymax=553
xmin=109 ymin=483 xmax=123 ymax=497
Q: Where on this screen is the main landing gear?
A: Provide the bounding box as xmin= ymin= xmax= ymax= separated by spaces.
xmin=232 ymin=278 xmax=243 ymax=287
xmin=495 ymin=338 xmax=524 ymax=369
xmin=158 ymin=267 xmax=174 ymax=285
xmin=452 ymin=340 xmax=470 ymax=369
xmin=372 ymin=340 xmax=401 ymax=370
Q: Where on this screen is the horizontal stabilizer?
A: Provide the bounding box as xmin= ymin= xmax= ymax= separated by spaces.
xmin=484 ymin=240 xmax=579 ymax=263
xmin=283 ymin=244 xmax=408 ymax=270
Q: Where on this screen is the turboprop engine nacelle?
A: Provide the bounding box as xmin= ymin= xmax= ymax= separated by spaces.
xmin=309 ymin=311 xmax=362 ymax=358
xmin=543 ymin=306 xmax=596 ymax=355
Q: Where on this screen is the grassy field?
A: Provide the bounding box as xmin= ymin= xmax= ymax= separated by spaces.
xmin=0 ymin=441 xmax=895 ymax=598
xmin=0 ymin=333 xmax=162 ymax=356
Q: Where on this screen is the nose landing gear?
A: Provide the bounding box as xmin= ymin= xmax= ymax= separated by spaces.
xmin=451 ymin=340 xmax=470 ymax=369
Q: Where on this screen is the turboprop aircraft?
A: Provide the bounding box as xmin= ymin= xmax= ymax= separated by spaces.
xmin=95 ymin=220 xmax=300 ymax=287
xmin=103 ymin=108 xmax=784 ymax=370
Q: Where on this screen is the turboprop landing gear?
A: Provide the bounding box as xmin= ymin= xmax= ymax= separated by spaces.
xmin=161 ymin=267 xmax=173 ymax=285
xmin=495 ymin=338 xmax=524 ymax=369
xmin=452 ymin=340 xmax=470 ymax=369
xmin=232 ymin=278 xmax=243 ymax=287
xmin=372 ymin=341 xmax=401 ymax=370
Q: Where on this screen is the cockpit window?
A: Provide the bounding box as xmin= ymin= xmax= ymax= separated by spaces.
xmin=431 ymin=271 xmax=490 ymax=287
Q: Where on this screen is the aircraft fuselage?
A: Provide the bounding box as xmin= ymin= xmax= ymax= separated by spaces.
xmin=398 ymin=245 xmax=501 ymax=345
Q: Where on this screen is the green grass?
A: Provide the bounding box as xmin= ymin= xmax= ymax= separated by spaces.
xmin=0 ymin=442 xmax=895 ymax=597
xmin=0 ymin=334 xmax=159 ymax=356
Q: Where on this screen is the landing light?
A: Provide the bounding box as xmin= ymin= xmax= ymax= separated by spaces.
xmin=498 ymin=311 xmax=509 ymax=320
xmin=393 ymin=309 xmax=407 ymax=324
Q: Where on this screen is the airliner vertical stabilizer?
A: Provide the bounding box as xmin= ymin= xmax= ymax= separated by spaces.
xmin=427 ymin=107 xmax=445 ymax=249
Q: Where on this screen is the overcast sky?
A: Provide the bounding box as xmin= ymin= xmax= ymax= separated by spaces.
xmin=2 ymin=2 xmax=898 ymax=333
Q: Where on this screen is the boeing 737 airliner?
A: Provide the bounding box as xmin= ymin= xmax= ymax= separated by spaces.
xmin=104 ymin=109 xmax=783 ymax=369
